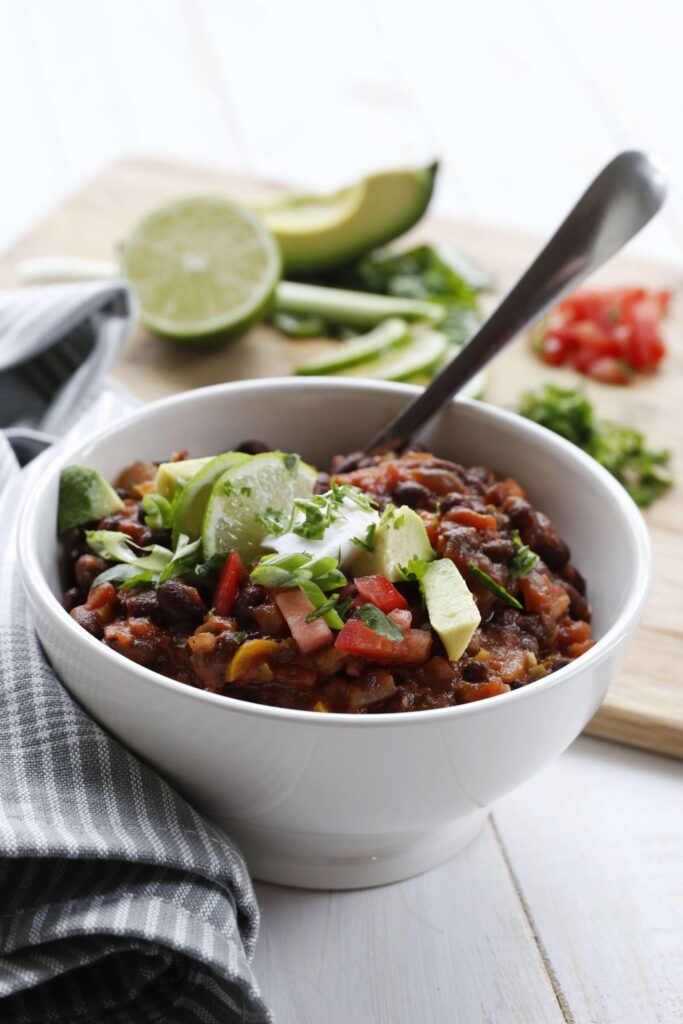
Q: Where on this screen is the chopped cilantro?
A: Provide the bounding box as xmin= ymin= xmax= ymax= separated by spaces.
xmin=468 ymin=562 xmax=523 ymax=610
xmin=255 ymin=506 xmax=290 ymax=536
xmin=356 ymin=603 xmax=404 ymax=641
xmin=509 ymin=530 xmax=539 ymax=579
xmin=351 ymin=522 xmax=376 ymax=552
xmin=283 ymin=453 xmax=301 ymax=475
xmin=518 ymin=384 xmax=673 ymax=507
xmin=399 ymin=557 xmax=427 ymax=584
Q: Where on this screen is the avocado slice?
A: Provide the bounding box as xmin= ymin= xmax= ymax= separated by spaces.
xmin=421 ymin=559 xmax=481 ymax=661
xmin=333 ymin=330 xmax=447 ymax=382
xmin=351 ymin=505 xmax=435 ymax=582
xmin=257 ymin=163 xmax=438 ymax=274
xmin=295 ymin=318 xmax=411 ymax=376
xmin=58 ymin=465 xmax=125 ymax=534
xmin=154 ymin=457 xmax=213 ymax=500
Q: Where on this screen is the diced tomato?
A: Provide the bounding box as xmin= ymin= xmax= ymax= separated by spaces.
xmin=354 ymin=574 xmax=408 ymax=613
xmin=540 ymin=334 xmax=568 ymax=365
xmin=388 ymin=608 xmax=412 ymax=632
xmin=274 ymin=589 xmax=334 ymax=653
xmin=586 ymin=357 xmax=632 ymax=385
xmin=533 ymin=286 xmax=669 ymax=383
xmin=85 ymin=582 xmax=117 ymax=610
xmin=442 ymin=507 xmax=498 ymax=531
xmin=214 ymin=551 xmax=243 ymax=617
xmin=335 ymin=618 xmax=431 ymax=663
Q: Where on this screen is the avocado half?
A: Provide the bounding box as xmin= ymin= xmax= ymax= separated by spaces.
xmin=258 ymin=163 xmax=439 ymax=274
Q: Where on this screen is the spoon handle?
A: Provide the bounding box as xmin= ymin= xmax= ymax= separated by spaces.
xmin=365 ymin=150 xmax=667 ymax=454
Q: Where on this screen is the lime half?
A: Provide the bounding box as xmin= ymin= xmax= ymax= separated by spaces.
xmin=202 ymin=453 xmax=317 ymax=561
xmin=121 ymin=196 xmax=281 ymax=340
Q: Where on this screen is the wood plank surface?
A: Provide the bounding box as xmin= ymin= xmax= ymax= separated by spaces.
xmin=1 ymin=157 xmax=681 ymax=758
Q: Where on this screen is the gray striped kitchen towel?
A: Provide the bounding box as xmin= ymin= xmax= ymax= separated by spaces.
xmin=0 ymin=282 xmax=271 ymax=1023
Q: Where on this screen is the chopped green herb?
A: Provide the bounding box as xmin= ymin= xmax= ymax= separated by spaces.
xmin=255 ymin=506 xmax=290 ymax=536
xmin=284 ymin=453 xmax=301 ymax=475
xmin=518 ymin=384 xmax=673 ymax=507
xmin=119 ymin=569 xmax=157 ymax=590
xmin=509 ymin=530 xmax=539 ymax=579
xmin=92 ymin=563 xmax=151 ymax=588
xmin=356 ymin=603 xmax=404 ymax=641
xmin=468 ymin=562 xmax=523 ymax=610
xmin=141 ymin=493 xmax=173 ymax=530
xmin=157 ymin=534 xmax=201 ymax=584
xmin=351 ymin=522 xmax=376 ymax=552
xmin=223 ymin=479 xmax=253 ymax=498
xmin=399 ymin=557 xmax=427 ymax=584
xmin=233 ymin=630 xmax=248 ymax=646
xmin=193 ymin=554 xmax=227 ymax=580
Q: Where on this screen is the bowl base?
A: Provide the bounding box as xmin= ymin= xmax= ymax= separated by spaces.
xmin=218 ymin=809 xmax=490 ymax=890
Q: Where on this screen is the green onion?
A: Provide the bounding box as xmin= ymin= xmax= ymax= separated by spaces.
xmin=468 ymin=562 xmax=522 ymax=610
xmin=509 ymin=530 xmax=539 ymax=579
xmin=274 ymin=281 xmax=443 ymax=329
xmin=141 ymin=493 xmax=173 ymax=530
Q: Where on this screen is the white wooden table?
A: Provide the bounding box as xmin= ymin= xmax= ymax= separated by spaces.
xmin=1 ymin=2 xmax=682 ymax=1019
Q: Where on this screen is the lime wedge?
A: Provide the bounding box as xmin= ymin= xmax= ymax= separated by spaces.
xmin=333 ymin=330 xmax=447 ymax=382
xmin=257 ymin=164 xmax=437 ymax=273
xmin=121 ymin=196 xmax=281 ymax=340
xmin=202 ymin=453 xmax=317 ymax=561
xmin=172 ymin=451 xmax=249 ymax=544
xmin=295 ymin=318 xmax=411 ymax=375
xmin=155 ymin=457 xmax=213 ymax=500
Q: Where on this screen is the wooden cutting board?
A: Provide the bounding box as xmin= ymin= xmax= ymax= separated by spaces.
xmin=2 ymin=158 xmax=682 ymax=758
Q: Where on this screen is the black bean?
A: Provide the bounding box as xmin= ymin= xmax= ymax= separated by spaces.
xmin=462 ymin=660 xmax=489 ymax=682
xmin=70 ymin=606 xmax=103 ymax=638
xmin=233 ymin=580 xmax=269 ymax=621
xmin=481 ymin=537 xmax=516 ymax=562
xmin=157 ymin=579 xmax=206 ymax=626
xmin=119 ymin=587 xmax=160 ymax=620
xmin=236 ymin=440 xmax=272 ymax=455
xmin=74 ymin=554 xmax=107 ymax=590
xmin=61 ymin=587 xmax=84 ymax=612
xmin=391 ymin=480 xmax=431 ymax=508
xmin=562 ymin=582 xmax=591 ymax=623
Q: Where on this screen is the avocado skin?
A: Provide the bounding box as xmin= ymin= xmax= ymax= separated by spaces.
xmin=265 ymin=163 xmax=439 ymax=275
xmin=58 ymin=466 xmax=124 ymax=535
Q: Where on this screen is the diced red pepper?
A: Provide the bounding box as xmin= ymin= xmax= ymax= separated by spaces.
xmin=274 ymin=589 xmax=334 ymax=653
xmin=335 ymin=618 xmax=431 ymax=663
xmin=214 ymin=551 xmax=243 ymax=617
xmin=354 ymin=574 xmax=408 ymax=613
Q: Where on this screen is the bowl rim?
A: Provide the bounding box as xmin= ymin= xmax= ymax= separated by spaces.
xmin=18 ymin=376 xmax=652 ymax=730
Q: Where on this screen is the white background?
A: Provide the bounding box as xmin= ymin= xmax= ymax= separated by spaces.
xmin=1 ymin=3 xmax=682 ymax=1022
xmin=1 ymin=0 xmax=682 ymax=264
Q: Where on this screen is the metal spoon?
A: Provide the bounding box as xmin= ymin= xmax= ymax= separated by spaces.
xmin=365 ymin=150 xmax=667 ymax=454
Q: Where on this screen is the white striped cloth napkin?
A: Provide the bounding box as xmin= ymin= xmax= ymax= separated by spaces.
xmin=0 ymin=282 xmax=270 ymax=1023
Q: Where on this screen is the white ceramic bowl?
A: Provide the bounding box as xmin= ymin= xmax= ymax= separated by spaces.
xmin=19 ymin=379 xmax=651 ymax=889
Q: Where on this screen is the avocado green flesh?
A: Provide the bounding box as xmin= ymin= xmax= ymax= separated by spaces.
xmin=295 ymin=318 xmax=410 ymax=375
xmin=421 ymin=559 xmax=481 ymax=661
xmin=351 ymin=506 xmax=434 ymax=582
xmin=155 ymin=458 xmax=213 ymax=500
xmin=334 ymin=330 xmax=446 ymax=382
xmin=260 ymin=164 xmax=438 ymax=273
xmin=58 ymin=466 xmax=125 ymax=534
